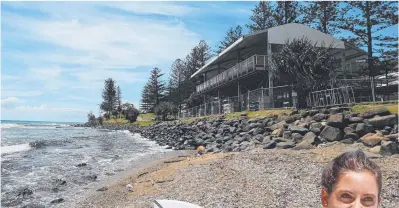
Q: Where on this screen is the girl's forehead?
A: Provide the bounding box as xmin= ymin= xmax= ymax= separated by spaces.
xmin=334 ymin=170 xmax=379 ymax=194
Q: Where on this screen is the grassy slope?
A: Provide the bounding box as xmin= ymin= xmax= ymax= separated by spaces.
xmin=103 ymin=113 xmax=156 ymax=127
xmin=103 ymin=102 xmax=398 ymax=126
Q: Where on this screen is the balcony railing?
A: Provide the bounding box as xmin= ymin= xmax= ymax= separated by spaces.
xmin=196 ymin=54 xmax=268 ymax=93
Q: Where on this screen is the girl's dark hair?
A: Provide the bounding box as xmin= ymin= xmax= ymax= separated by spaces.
xmin=322 ymin=149 xmax=382 ymax=196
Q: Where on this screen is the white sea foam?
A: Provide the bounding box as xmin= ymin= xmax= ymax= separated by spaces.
xmin=0 ymin=123 xmax=23 ymax=129
xmin=1 ymin=143 xmax=32 ymax=154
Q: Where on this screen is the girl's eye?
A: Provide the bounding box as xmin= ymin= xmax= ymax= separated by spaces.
xmin=342 ymin=193 xmax=352 ymax=198
xmin=340 ymin=193 xmax=354 ymax=203
xmin=363 ymin=197 xmax=373 ymax=201
xmin=362 ymin=196 xmax=376 ymax=206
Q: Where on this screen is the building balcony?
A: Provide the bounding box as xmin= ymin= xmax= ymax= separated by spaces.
xmin=196 ymin=54 xmax=268 ymax=93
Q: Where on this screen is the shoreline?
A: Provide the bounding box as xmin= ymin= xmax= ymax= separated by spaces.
xmin=77 ymin=142 xmax=399 ymax=208
xmin=72 ymin=149 xmax=195 ymax=208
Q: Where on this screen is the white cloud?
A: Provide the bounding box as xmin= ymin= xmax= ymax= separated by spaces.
xmin=101 ymin=2 xmax=198 ymax=17
xmin=1 ymin=97 xmax=24 ymax=109
xmin=1 ymin=90 xmax=43 ymax=97
xmin=3 ymin=7 xmax=200 ymax=70
xmin=14 ymin=104 xmax=86 ymax=113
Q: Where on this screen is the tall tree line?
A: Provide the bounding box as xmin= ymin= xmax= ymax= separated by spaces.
xmin=141 ymin=40 xmax=212 ymax=112
xmin=140 ymin=1 xmax=397 ymax=111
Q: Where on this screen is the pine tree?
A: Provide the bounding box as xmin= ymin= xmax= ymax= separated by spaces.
xmin=116 ymin=86 xmax=122 ymax=117
xmin=301 ymin=1 xmax=341 ymax=35
xmin=246 ymin=1 xmax=275 ymax=32
xmin=100 ymin=78 xmax=117 ymax=118
xmin=338 ymin=1 xmax=398 ymax=76
xmin=168 ymin=59 xmax=186 ymax=104
xmin=140 ymin=83 xmax=153 ymax=112
xmin=216 ymin=25 xmax=243 ymax=54
xmin=149 ymin=67 xmax=165 ymax=106
xmin=273 ymin=1 xmax=303 ymax=25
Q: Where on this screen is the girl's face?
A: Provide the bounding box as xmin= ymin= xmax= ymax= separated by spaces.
xmin=322 ymin=170 xmax=381 ymax=208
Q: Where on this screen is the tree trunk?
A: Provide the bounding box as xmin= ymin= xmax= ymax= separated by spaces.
xmin=323 ymin=2 xmax=327 ymax=33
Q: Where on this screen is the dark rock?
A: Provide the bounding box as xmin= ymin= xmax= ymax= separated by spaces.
xmin=349 ymin=117 xmax=364 ymax=123
xmin=54 ymin=179 xmax=67 ymax=186
xmin=381 ymin=130 xmax=390 ymax=135
xmin=310 ymin=127 xmax=321 ymax=135
xmin=283 ymin=131 xmax=292 ymax=139
xmin=341 ymin=138 xmax=354 ymax=144
xmin=313 ymin=113 xmax=326 ymax=122
xmin=288 ymin=126 xmax=309 ymax=135
xmin=326 ymin=113 xmax=345 ymax=128
xmin=368 ymin=115 xmax=397 ymax=129
xmin=276 ymin=141 xmax=295 ymax=149
xmin=50 ymin=198 xmax=64 ymax=204
xmin=343 ymin=133 xmax=360 ymax=141
xmin=309 ymin=110 xmax=319 ymax=116
xmin=320 ymin=126 xmax=344 ymax=142
xmin=362 ymin=108 xmax=391 ymax=119
xmin=85 ymin=175 xmax=97 ymax=181
xmin=380 ymin=141 xmax=399 ymax=156
xmin=310 ymin=122 xmax=323 ymax=129
xmin=356 ymin=123 xmax=374 ymax=137
xmin=293 ymin=132 xmax=321 ymax=150
xmin=229 ymin=127 xmax=236 ymax=133
xmin=263 ymin=140 xmax=276 ymax=149
xmin=348 ymin=123 xmax=358 ymax=130
xmin=383 ymin=126 xmax=392 ymax=132
xmin=97 ymin=187 xmax=108 ymax=191
xmin=301 ymin=111 xmax=309 ymax=118
xmin=273 ymin=137 xmax=290 ymax=143
xmin=291 ymin=133 xmax=303 ymax=143
xmin=17 ymin=188 xmax=33 ymax=197
xmin=263 ymin=136 xmax=272 ymax=143
xmin=76 ymin=163 xmax=87 ymax=167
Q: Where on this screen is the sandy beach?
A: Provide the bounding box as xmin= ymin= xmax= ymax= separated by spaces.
xmin=78 ymin=142 xmax=399 ymax=208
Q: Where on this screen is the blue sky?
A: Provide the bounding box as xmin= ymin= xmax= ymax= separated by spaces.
xmin=1 ymin=2 xmax=397 ymax=122
xmin=1 ymin=1 xmax=257 ymax=122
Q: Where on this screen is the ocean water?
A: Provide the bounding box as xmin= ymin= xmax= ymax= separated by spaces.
xmin=1 ymin=120 xmax=171 ymax=207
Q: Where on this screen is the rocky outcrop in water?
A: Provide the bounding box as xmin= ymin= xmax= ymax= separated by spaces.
xmin=98 ymin=107 xmax=399 ymax=156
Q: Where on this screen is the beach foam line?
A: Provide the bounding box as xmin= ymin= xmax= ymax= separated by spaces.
xmin=1 ymin=143 xmax=32 ymax=154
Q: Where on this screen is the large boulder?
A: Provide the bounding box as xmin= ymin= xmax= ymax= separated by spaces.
xmin=291 ymin=133 xmax=304 ymax=143
xmin=293 ymin=132 xmax=321 ymax=150
xmin=380 ymin=141 xmax=399 ymax=156
xmin=356 ymin=123 xmax=374 ymax=137
xmin=360 ymin=133 xmax=384 ymax=147
xmin=320 ymin=126 xmax=344 ymax=142
xmin=326 ymin=114 xmax=345 ymax=128
xmin=267 ymin=121 xmax=286 ymax=131
xmin=368 ymin=115 xmax=398 ymax=129
xmin=313 ymin=113 xmax=326 ymax=122
xmin=288 ymin=125 xmax=309 ymax=135
xmin=341 ymin=138 xmax=354 ymax=144
xmin=276 ymin=141 xmax=295 ymax=149
xmin=343 ymin=133 xmax=360 ymax=141
xmin=362 ymin=108 xmax=391 ymax=119
xmin=263 ymin=140 xmax=276 ymax=149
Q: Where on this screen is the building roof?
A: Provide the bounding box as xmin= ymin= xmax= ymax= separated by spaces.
xmin=191 ymin=23 xmax=365 ymax=79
